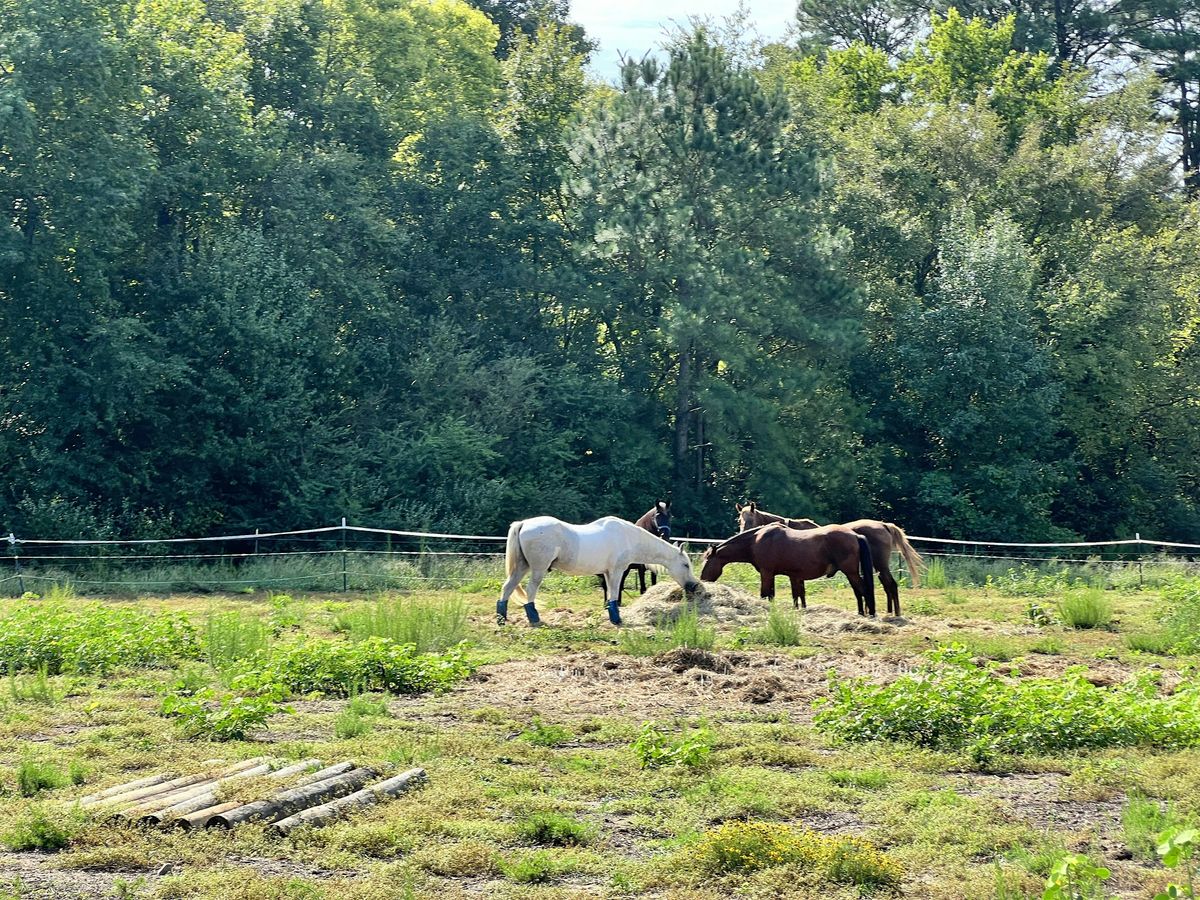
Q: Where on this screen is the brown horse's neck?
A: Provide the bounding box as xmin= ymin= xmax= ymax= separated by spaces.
xmin=712 ymin=528 xmax=761 ymax=564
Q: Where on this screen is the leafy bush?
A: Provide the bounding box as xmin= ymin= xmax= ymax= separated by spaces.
xmin=249 ymin=637 xmax=474 ymax=697
xmin=17 ymin=759 xmax=66 ymax=796
xmin=815 ymin=645 xmax=1200 ymax=754
xmin=632 ymin=722 xmax=712 ymax=769
xmin=1058 ymin=589 xmax=1112 ymax=629
xmin=682 ymin=821 xmax=902 ymax=889
xmin=1 ymin=806 xmax=76 ymax=851
xmin=160 ymin=688 xmax=287 ymax=741
xmin=0 ymin=604 xmax=198 ymax=675
xmin=1042 ymin=853 xmax=1110 ymax=899
xmin=518 ymin=812 xmax=594 ymax=846
xmin=1156 ymin=826 xmax=1200 ymax=900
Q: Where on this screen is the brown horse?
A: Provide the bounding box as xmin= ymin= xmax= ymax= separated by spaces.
xmin=700 ymin=523 xmax=876 ymax=616
xmin=736 ymin=501 xmax=818 ymax=531
xmin=598 ymin=501 xmax=672 ymax=598
xmin=734 ymin=504 xmax=922 ymax=617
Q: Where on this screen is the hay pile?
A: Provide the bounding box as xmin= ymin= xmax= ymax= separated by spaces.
xmin=800 ymin=605 xmax=906 ymax=634
xmin=623 ymin=581 xmax=769 ymax=627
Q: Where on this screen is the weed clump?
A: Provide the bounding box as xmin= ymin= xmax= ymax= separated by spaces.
xmin=518 ymin=812 xmax=594 ymax=846
xmin=682 ymin=820 xmax=902 ymax=889
xmin=1058 ymin=588 xmax=1112 ymax=629
xmin=2 ymin=806 xmax=76 ymax=851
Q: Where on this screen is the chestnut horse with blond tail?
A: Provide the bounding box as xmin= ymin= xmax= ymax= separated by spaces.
xmin=735 ymin=503 xmax=923 ymax=616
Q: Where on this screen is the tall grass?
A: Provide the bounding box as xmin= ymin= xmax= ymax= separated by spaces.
xmin=924 ymin=557 xmax=948 ymax=589
xmin=1058 ymin=588 xmax=1113 ymax=629
xmin=619 ymin=603 xmax=716 ymax=656
xmin=333 ymin=595 xmax=467 ymax=653
xmin=204 ymin=611 xmax=270 ymax=677
xmin=756 ymin=604 xmax=803 ymax=647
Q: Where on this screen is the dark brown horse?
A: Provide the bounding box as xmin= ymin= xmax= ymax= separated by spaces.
xmin=597 ymin=501 xmax=671 ymax=598
xmin=734 ymin=504 xmax=922 ymax=617
xmin=736 ymin=502 xmax=818 ymax=531
xmin=700 ymin=523 xmax=876 ymax=616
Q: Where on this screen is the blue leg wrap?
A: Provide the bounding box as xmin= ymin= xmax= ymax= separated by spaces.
xmin=607 ymin=600 xmax=622 ymax=626
xmin=523 ymin=602 xmax=541 ymax=626
xmin=495 ymin=599 xmax=508 ymax=624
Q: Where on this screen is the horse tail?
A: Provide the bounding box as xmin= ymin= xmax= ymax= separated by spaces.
xmin=857 ymin=534 xmax=875 ymax=615
xmin=505 ymin=521 xmax=528 ymax=601
xmin=885 ymin=522 xmax=924 ymax=588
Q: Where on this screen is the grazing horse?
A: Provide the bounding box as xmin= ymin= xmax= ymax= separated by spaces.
xmin=602 ymin=501 xmax=671 ymax=597
xmin=736 ymin=501 xmax=818 ymax=531
xmin=734 ymin=504 xmax=922 ymax=617
xmin=500 ymin=516 xmax=700 ymax=627
xmin=700 ymin=523 xmax=876 ymax=616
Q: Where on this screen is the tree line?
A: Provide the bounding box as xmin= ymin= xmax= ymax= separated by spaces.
xmin=1 ymin=0 xmax=1197 ymax=541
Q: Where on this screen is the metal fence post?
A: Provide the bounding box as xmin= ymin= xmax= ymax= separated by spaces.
xmin=341 ymin=517 xmax=348 ymax=592
xmin=7 ymin=533 xmax=23 ymax=596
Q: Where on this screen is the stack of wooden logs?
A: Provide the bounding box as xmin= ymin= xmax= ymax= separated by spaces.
xmin=79 ymin=758 xmax=426 ymax=833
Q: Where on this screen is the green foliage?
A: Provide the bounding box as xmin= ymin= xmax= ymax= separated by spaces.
xmin=1155 ymin=826 xmax=1200 ymax=900
xmin=498 ymin=850 xmax=572 ymax=884
xmin=681 ymin=820 xmax=903 ymax=888
xmin=1041 ymin=853 xmax=1110 ymax=899
xmin=1 ymin=806 xmax=76 ymax=851
xmin=520 ymin=718 xmax=573 ymax=747
xmin=815 ymin=645 xmax=1200 ymax=754
xmin=517 ymin=812 xmax=594 ymax=846
xmin=249 ymin=638 xmax=475 ymax=697
xmin=334 ymin=708 xmax=372 ymax=739
xmin=1057 ymin=589 xmax=1113 ymax=630
xmin=631 ymin=722 xmax=712 ymax=769
xmin=160 ymin=687 xmax=288 ymax=742
xmin=16 ymin=759 xmax=66 ymax=796
xmin=756 ymin=604 xmax=804 ymax=647
xmin=8 ymin=664 xmax=58 ymax=704
xmin=0 ymin=604 xmax=199 ymax=675
xmin=1123 ymin=796 xmax=1181 ymax=861
xmin=205 ymin=611 xmax=271 ymax=677
xmin=333 ymin=596 xmax=467 ymax=654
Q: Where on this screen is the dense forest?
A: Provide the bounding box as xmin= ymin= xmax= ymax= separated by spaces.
xmin=1 ymin=0 xmax=1198 ymax=541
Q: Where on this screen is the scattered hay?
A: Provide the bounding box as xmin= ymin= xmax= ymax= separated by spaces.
xmin=800 ymin=605 xmax=898 ymax=635
xmin=739 ymin=674 xmax=786 ymax=704
xmin=653 ymin=648 xmax=734 ymax=675
xmin=623 ymin=582 xmax=768 ymax=627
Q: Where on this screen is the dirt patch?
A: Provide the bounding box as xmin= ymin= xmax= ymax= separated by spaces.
xmin=801 ymin=605 xmax=907 ymax=635
xmin=623 ymin=582 xmax=768 ymax=627
xmin=959 ymin=772 xmax=1126 ymax=837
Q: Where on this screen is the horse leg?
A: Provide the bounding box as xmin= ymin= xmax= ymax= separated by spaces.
xmin=759 ymin=569 xmax=776 ymax=601
xmin=605 ymin=568 xmax=624 ymax=625
xmin=789 ymin=574 xmax=806 ymax=610
xmin=842 ymin=564 xmax=866 ymax=617
xmin=637 ymin=564 xmax=646 ymax=595
xmin=650 ymin=567 xmax=657 ymax=589
xmin=879 ymin=566 xmax=900 ymax=617
xmin=498 ymin=558 xmax=531 ymax=624
xmin=618 ymin=566 xmax=632 ymax=604
xmin=523 ymin=569 xmax=546 ymax=627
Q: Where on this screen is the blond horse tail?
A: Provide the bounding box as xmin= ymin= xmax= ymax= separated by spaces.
xmin=885 ymin=523 xmax=924 ymax=587
xmin=505 ymin=520 xmax=528 ymax=600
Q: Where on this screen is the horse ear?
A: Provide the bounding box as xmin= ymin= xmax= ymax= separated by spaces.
xmin=749 ymin=501 xmax=757 ymax=511
xmin=735 ymin=502 xmax=743 ymax=512
xmin=663 ymin=500 xmax=671 ymax=512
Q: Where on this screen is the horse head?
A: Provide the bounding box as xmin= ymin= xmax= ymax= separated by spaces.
xmin=736 ymin=501 xmax=758 ymax=532
xmin=698 ymin=545 xmax=725 ymax=582
xmin=653 ymin=499 xmax=672 ymax=540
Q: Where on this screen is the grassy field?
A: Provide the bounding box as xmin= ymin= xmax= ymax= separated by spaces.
xmin=1 ymin=561 xmax=1199 ymax=899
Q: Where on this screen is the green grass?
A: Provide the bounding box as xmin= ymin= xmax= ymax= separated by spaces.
xmin=333 ymin=595 xmax=468 ymax=653
xmin=1058 ymin=588 xmax=1113 ymax=629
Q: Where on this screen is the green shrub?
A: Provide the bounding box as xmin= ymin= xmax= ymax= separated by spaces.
xmin=249 ymin=637 xmax=474 ymax=697
xmin=17 ymin=759 xmax=66 ymax=796
xmin=334 ymin=708 xmax=372 ymax=739
xmin=631 ymin=722 xmax=711 ymax=769
xmin=1 ymin=806 xmax=76 ymax=851
xmin=160 ymin=688 xmax=287 ymax=741
xmin=815 ymin=645 xmax=1200 ymax=754
xmin=0 ymin=604 xmax=198 ymax=675
xmin=1058 ymin=589 xmax=1112 ymax=629
xmin=518 ymin=812 xmax=594 ymax=846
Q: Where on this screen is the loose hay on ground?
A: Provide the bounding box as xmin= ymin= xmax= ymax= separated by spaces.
xmin=623 ymin=582 xmax=769 ymax=627
xmin=800 ymin=605 xmax=903 ymax=635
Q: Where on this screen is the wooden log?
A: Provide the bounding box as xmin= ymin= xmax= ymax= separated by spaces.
xmin=207 ymin=766 xmax=377 ymax=829
xmin=79 ymin=759 xmax=226 ymax=807
xmin=175 ymin=801 xmax=244 ymax=831
xmin=292 ymin=761 xmax=354 ymax=787
xmin=128 ymin=762 xmax=276 ymax=823
xmin=271 ymin=768 xmax=426 ymax=836
xmin=94 ymin=758 xmax=268 ymax=811
xmin=149 ymin=759 xmax=323 ymax=826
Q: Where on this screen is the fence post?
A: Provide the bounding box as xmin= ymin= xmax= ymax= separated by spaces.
xmin=7 ymin=533 xmax=23 ymax=596
xmin=1136 ymin=532 xmax=1143 ymax=588
xmin=254 ymin=528 xmax=260 ymax=558
xmin=341 ymin=517 xmax=348 ymax=592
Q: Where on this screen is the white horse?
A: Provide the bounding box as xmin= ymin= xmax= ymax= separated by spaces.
xmin=498 ymin=516 xmax=701 ymax=626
